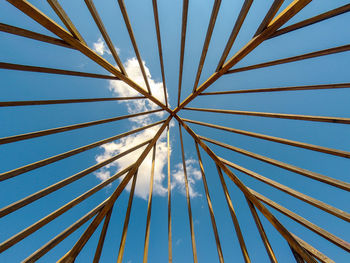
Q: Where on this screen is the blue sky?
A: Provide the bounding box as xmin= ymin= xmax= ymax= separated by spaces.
xmin=0 ymin=0 xmax=349 ymax=262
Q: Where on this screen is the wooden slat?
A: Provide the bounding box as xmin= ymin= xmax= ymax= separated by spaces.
xmin=270 ymin=4 xmax=350 ymax=38
xmin=290 ymin=244 xmax=306 ymax=263
xmin=216 ymin=0 xmax=253 ymax=71
xmin=0 ymin=23 xmax=73 ymax=49
xmin=0 ymin=96 xmax=146 ymax=107
xmin=178 ymin=124 xmax=198 ymax=263
xmin=174 ymin=0 xmax=312 ymax=114
xmin=199 ymin=83 xmax=350 ymax=96
xmin=167 ymin=126 xmax=172 ymax=263
xmin=152 ymin=0 xmax=168 ymax=106
xmin=251 ymin=189 xmax=350 ymax=252
xmin=47 ymin=0 xmax=86 ymax=44
xmin=184 ymin=107 xmax=350 ymax=125
xmin=0 ymin=120 xmax=164 ymax=181
xmin=194 ymin=143 xmax=224 ymax=263
xmin=199 ymin=135 xmax=350 ymax=191
xmin=57 ymin=116 xmax=172 ymax=262
xmin=0 ymin=62 xmax=118 ymax=79
xmin=254 ymin=0 xmax=284 ymax=36
xmin=116 ymin=170 xmax=138 ymax=263
xmin=177 ymin=0 xmax=189 ymax=106
xmin=183 ymin=118 xmax=350 ymax=159
xmin=0 ymin=140 xmax=150 ymax=218
xmin=84 ymin=0 xmax=126 ymax=75
xmin=221 ymin=158 xmax=350 ymax=222
xmin=143 ymin=146 xmax=157 ymax=263
xmin=0 ymin=109 xmax=162 ymax=145
xmin=216 ymin=165 xmax=250 ymax=263
xmin=192 ymin=0 xmax=222 ymax=92
xmin=226 ymin=44 xmax=350 ymax=74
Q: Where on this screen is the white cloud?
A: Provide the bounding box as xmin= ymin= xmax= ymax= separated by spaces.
xmin=92 ymin=37 xmax=116 ymax=56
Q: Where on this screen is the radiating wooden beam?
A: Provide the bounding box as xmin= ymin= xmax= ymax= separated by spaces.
xmin=0 ymin=109 xmax=162 ymax=145
xmin=152 ymin=0 xmax=168 ymax=106
xmin=246 ymin=199 xmax=278 ymax=263
xmin=177 ymin=0 xmax=189 ymax=106
xmin=0 ymin=96 xmax=146 ymax=107
xmin=290 ymin=244 xmax=306 ymax=263
xmin=7 ymin=0 xmax=171 ymax=113
xmin=184 ymin=107 xmax=350 ymax=125
xmin=199 ymin=135 xmax=350 ymax=191
xmin=250 ymin=189 xmax=350 ymax=252
xmin=0 ymin=166 xmax=132 ymax=253
xmin=58 ymin=116 xmax=172 ymax=262
xmin=0 ymin=140 xmax=150 ymax=218
xmin=47 ymin=0 xmax=86 ymax=44
xmin=254 ymin=0 xmax=284 ymax=36
xmin=174 ymin=0 xmax=312 ymax=114
xmin=226 ymin=44 xmax=350 ymax=74
xmin=192 ymin=0 xmax=222 ymax=92
xmin=0 ymin=23 xmax=73 ymax=49
xmin=117 ymin=0 xmax=152 ymax=93
xmin=0 ymin=62 xmax=118 ymax=79
xmin=221 ymin=158 xmax=350 ymax=222
xmin=270 ymin=4 xmax=350 ymax=39
xmin=216 ymin=165 xmax=250 ymax=263
xmin=194 ymin=142 xmax=224 ymax=263
xmin=116 ymin=170 xmax=138 ymax=263
xmin=143 ymin=145 xmax=156 ymax=263
xmin=176 ymin=116 xmax=321 ymax=263
xmin=178 ymin=124 xmax=198 ymax=263
xmin=22 ymin=199 xmax=107 ymax=262
xmin=216 ymin=0 xmax=253 ymax=71
xmin=199 ymin=83 xmax=350 ymax=95
xmin=183 ymin=118 xmax=350 ymax=159
xmin=0 ymin=120 xmax=164 ymax=181
xmin=166 ymin=126 xmax=172 ymax=263
xmin=84 ymin=0 xmax=126 ymax=75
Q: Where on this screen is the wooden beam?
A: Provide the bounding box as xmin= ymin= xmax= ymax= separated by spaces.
xmin=0 ymin=23 xmax=73 ymax=49
xmin=192 ymin=0 xmax=222 ymax=92
xmin=226 ymin=44 xmax=350 ymax=74
xmin=0 ymin=120 xmax=164 ymax=181
xmin=166 ymin=126 xmax=172 ymax=262
xmin=199 ymin=83 xmax=350 ymax=95
xmin=216 ymin=0 xmax=253 ymax=71
xmin=254 ymin=0 xmax=284 ymax=36
xmin=184 ymin=107 xmax=350 ymax=125
xmin=290 ymin=244 xmax=306 ymax=263
xmin=0 ymin=62 xmax=118 ymax=79
xmin=178 ymin=124 xmax=198 ymax=263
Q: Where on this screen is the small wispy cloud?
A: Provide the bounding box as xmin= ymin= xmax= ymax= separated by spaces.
xmin=92 ymin=37 xmax=119 ymax=56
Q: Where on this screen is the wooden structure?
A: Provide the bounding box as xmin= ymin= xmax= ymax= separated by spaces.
xmin=0 ymin=0 xmax=349 ymax=262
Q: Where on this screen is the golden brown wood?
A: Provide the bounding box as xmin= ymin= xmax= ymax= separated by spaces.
xmin=194 ymin=142 xmax=224 ymax=263
xmin=117 ymin=0 xmax=152 ymax=93
xmin=177 ymin=0 xmax=189 ymax=106
xmin=226 ymin=44 xmax=350 ymax=74
xmin=199 ymin=135 xmax=350 ymax=191
xmin=143 ymin=146 xmax=157 ymax=263
xmin=183 ymin=118 xmax=350 ymax=159
xmin=254 ymin=0 xmax=284 ymax=36
xmin=192 ymin=0 xmax=222 ymax=92
xmin=167 ymin=126 xmax=173 ymax=263
xmin=216 ymin=165 xmax=250 ymax=263
xmin=0 ymin=140 xmax=150 ymax=218
xmin=0 ymin=109 xmax=163 ymax=145
xmin=246 ymin=199 xmax=277 ymax=263
xmin=152 ymin=0 xmax=168 ymax=105
xmin=221 ymin=158 xmax=350 ymax=222
xmin=46 ymin=0 xmax=86 ymax=44
xmin=0 ymin=120 xmax=164 ymax=181
xmin=116 ymin=170 xmax=138 ymax=263
xmin=0 ymin=23 xmax=73 ymax=48
xmin=178 ymin=124 xmax=198 ymax=263
xmin=199 ymin=83 xmax=350 ymax=95
xmin=184 ymin=107 xmax=350 ymax=125
xmin=0 ymin=62 xmax=118 ymax=79
xmin=270 ymin=4 xmax=350 ymax=38
xmin=251 ymin=189 xmax=350 ymax=252
xmin=216 ymin=0 xmax=253 ymax=71
xmin=290 ymin=244 xmax=306 ymax=263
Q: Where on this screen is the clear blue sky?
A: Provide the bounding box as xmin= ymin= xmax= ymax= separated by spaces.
xmin=0 ymin=0 xmax=349 ymax=262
